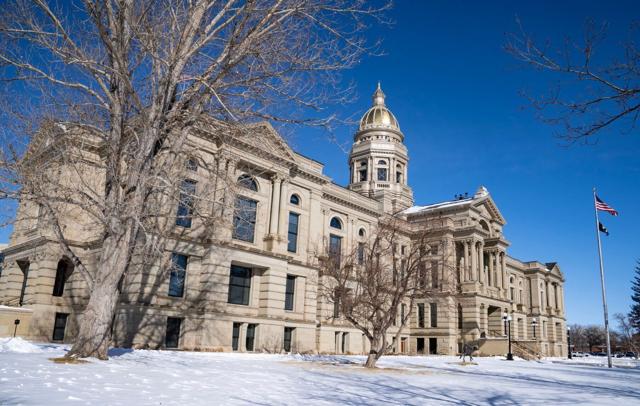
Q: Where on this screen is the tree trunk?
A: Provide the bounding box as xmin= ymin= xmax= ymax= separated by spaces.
xmin=65 ymin=230 xmax=131 ymax=359
xmin=365 ymin=351 xmax=380 ymax=368
xmin=364 ymin=336 xmax=386 ymax=368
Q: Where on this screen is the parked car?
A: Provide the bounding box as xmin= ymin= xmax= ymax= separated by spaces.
xmin=572 ymin=352 xmax=586 ymax=357
xmin=625 ymin=352 xmax=638 ymax=359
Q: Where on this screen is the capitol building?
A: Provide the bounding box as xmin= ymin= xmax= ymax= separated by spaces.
xmin=0 ymin=84 xmax=567 ymax=357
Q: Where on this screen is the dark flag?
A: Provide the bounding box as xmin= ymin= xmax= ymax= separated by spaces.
xmin=595 ymin=195 xmax=619 ymax=216
xmin=598 ymin=221 xmax=609 ymax=236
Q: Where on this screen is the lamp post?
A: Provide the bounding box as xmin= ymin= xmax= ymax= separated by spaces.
xmin=503 ymin=312 xmax=513 ymax=360
xmin=532 ymin=318 xmax=537 ymax=340
xmin=567 ymin=326 xmax=572 ymax=359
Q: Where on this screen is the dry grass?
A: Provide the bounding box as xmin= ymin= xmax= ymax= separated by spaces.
xmin=49 ymin=357 xmax=90 ymax=364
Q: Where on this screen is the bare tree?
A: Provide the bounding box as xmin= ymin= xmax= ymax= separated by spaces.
xmin=318 ymin=216 xmax=437 ymax=368
xmin=505 ymin=18 xmax=640 ymax=143
xmin=568 ymin=323 xmax=588 ymax=352
xmin=583 ymin=324 xmax=607 ymax=352
xmin=0 ymin=0 xmax=389 ymax=359
xmin=614 ymin=313 xmax=639 ymax=355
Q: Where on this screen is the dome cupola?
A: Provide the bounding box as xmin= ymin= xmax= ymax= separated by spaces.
xmin=358 ymin=83 xmax=400 ymax=132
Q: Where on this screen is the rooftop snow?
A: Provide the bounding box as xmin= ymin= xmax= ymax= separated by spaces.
xmin=404 ymin=197 xmax=473 ymax=215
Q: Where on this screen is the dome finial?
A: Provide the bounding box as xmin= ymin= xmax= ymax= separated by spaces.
xmin=372 ymin=82 xmax=385 ymax=106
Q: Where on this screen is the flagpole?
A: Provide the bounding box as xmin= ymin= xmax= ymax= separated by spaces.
xmin=593 ymin=187 xmax=613 ymax=368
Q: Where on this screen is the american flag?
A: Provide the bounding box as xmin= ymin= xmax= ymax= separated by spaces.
xmin=595 ymin=195 xmax=619 ymax=216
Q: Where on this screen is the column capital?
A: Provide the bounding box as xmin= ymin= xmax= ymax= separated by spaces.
xmin=270 ymin=173 xmax=284 ymax=183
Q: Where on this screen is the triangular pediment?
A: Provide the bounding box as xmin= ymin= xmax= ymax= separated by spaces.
xmin=472 ymin=194 xmax=506 ymax=225
xmin=195 ymin=117 xmax=298 ymax=166
xmin=235 ymin=122 xmax=297 ymax=164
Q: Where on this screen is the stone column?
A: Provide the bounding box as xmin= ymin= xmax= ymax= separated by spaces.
xmin=391 ymin=157 xmax=396 ymax=182
xmin=277 ymin=178 xmax=289 ymax=238
xmin=478 ymin=241 xmax=485 ymax=285
xmin=268 ymin=175 xmax=282 ymax=236
xmin=501 ymin=253 xmax=507 ymax=293
xmin=488 ymin=251 xmax=494 ymax=287
xmin=462 ymin=241 xmax=468 ymax=282
xmin=470 ymin=241 xmax=477 ymax=281
xmin=404 ymin=162 xmax=408 ymax=185
xmin=493 ymin=251 xmax=502 ymax=291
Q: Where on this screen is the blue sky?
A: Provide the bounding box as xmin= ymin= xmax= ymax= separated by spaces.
xmin=286 ymin=0 xmax=640 ymax=326
xmin=0 ymin=1 xmax=637 ymax=326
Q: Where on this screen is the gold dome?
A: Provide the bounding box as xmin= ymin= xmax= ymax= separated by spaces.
xmin=359 ymin=83 xmax=400 ymax=131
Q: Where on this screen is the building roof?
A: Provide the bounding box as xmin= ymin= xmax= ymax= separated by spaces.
xmin=403 ymin=197 xmax=473 ymax=215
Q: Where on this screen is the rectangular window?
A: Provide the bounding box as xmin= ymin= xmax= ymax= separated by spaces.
xmin=401 ymin=304 xmax=406 ymax=324
xmin=329 ymin=234 xmax=342 ymax=267
xmin=377 ymin=168 xmax=387 ymax=181
xmin=232 ymin=322 xmax=241 ymax=351
xmin=52 ymin=313 xmax=68 ymax=341
xmin=283 ymin=327 xmax=294 ymax=352
xmin=228 ymin=265 xmax=252 ymax=305
xmin=417 ymin=303 xmax=425 ymax=328
xmin=430 ymin=303 xmax=438 ymax=328
xmin=52 ymin=261 xmax=70 ymax=297
xmin=431 ymin=261 xmax=438 ymax=289
xmin=418 ymin=263 xmax=426 ymax=289
xmin=176 ymin=179 xmax=197 ymax=228
xmin=165 ymin=317 xmax=182 ymax=348
xmin=232 ymin=197 xmax=257 ymax=242
xmin=359 ymin=169 xmax=367 ymax=181
xmin=285 ymin=274 xmax=296 ymax=311
xmin=333 ymin=290 xmax=340 ymax=319
xmin=246 ymin=324 xmax=256 ymax=351
xmin=287 ymin=212 xmax=299 ymax=253
xmin=186 ymin=158 xmax=198 ymax=171
xmin=18 ymin=261 xmax=29 ymax=306
xmin=357 ymin=242 xmax=365 ymax=265
xmin=168 ymin=253 xmax=188 ymax=297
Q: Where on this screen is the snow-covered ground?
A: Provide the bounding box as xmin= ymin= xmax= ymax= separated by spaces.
xmin=1 ymin=338 xmax=639 ymax=405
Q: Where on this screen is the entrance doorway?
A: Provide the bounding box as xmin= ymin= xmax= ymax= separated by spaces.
xmin=417 ymin=337 xmax=425 ymax=354
xmin=487 ymin=305 xmax=503 ymax=336
xmin=429 ymin=338 xmax=437 ymax=354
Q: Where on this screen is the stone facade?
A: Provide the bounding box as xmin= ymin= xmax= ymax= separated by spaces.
xmin=0 ymin=85 xmax=567 ymax=356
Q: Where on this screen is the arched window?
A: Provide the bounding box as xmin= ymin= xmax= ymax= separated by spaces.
xmin=290 ymin=194 xmax=300 ymax=205
xmin=330 ymin=217 xmax=342 ymax=230
xmin=377 ymin=160 xmax=388 ymax=181
xmin=237 ymin=174 xmax=258 ymax=191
